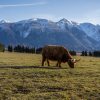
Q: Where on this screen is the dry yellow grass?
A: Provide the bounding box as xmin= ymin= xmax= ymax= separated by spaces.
xmin=0 ymin=52 xmax=100 ymax=100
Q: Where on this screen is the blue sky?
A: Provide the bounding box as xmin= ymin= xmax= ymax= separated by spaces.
xmin=0 ymin=0 xmax=100 ymax=24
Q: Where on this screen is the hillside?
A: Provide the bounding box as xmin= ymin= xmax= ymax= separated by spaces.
xmin=0 ymin=18 xmax=100 ymax=50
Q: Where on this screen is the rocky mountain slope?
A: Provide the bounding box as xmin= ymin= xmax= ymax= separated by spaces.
xmin=0 ymin=18 xmax=100 ymax=51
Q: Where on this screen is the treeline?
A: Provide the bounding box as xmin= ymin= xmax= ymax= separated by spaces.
xmin=8 ymin=45 xmax=35 ymax=53
xmin=7 ymin=45 xmax=43 ymax=54
xmin=1 ymin=43 xmax=100 ymax=57
xmin=6 ymin=45 xmax=100 ymax=57
xmin=81 ymin=51 xmax=100 ymax=57
xmin=7 ymin=46 xmax=77 ymax=55
xmin=69 ymin=50 xmax=76 ymax=56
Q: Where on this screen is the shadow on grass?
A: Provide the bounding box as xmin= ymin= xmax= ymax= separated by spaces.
xmin=0 ymin=65 xmax=68 ymax=69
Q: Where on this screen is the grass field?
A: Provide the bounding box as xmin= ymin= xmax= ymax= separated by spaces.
xmin=0 ymin=52 xmax=100 ymax=100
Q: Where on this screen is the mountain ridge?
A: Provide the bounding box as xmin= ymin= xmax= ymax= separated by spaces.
xmin=0 ymin=18 xmax=100 ymax=51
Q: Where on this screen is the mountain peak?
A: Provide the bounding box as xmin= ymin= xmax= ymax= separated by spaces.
xmin=59 ymin=18 xmax=70 ymax=23
xmin=0 ymin=20 xmax=10 ymax=23
xmin=57 ymin=18 xmax=74 ymax=30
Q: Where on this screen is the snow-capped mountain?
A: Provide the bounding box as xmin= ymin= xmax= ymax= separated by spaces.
xmin=56 ymin=18 xmax=79 ymax=30
xmin=0 ymin=20 xmax=10 ymax=23
xmin=79 ymin=23 xmax=100 ymax=41
xmin=0 ymin=18 xmax=100 ymax=51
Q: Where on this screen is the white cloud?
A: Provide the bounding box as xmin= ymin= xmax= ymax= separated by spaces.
xmin=0 ymin=2 xmax=47 ymax=8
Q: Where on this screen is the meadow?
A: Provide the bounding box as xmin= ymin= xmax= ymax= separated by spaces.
xmin=0 ymin=52 xmax=100 ymax=100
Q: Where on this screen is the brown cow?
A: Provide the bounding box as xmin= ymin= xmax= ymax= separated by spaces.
xmin=42 ymin=45 xmax=80 ymax=68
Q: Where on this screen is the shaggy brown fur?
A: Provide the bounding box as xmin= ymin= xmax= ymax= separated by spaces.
xmin=42 ymin=45 xmax=76 ymax=68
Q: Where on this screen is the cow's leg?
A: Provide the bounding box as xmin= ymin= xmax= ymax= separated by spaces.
xmin=58 ymin=61 xmax=61 ymax=68
xmin=42 ymin=57 xmax=46 ymax=66
xmin=56 ymin=62 xmax=58 ymax=67
xmin=47 ymin=59 xmax=50 ymax=66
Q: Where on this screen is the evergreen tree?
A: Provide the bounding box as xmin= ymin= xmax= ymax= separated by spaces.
xmin=8 ymin=45 xmax=13 ymax=52
xmin=69 ymin=50 xmax=76 ymax=56
xmin=0 ymin=43 xmax=5 ymax=52
xmin=93 ymin=51 xmax=100 ymax=57
xmin=30 ymin=47 xmax=35 ymax=53
xmin=21 ymin=45 xmax=25 ymax=53
xmin=36 ymin=47 xmax=42 ymax=54
xmin=84 ymin=51 xmax=87 ymax=56
xmin=89 ymin=51 xmax=93 ymax=56
xmin=13 ymin=45 xmax=35 ymax=53
xmin=25 ymin=46 xmax=29 ymax=53
xmin=81 ymin=51 xmax=85 ymax=56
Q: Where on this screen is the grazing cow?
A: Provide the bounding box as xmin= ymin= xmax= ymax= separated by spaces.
xmin=42 ymin=45 xmax=80 ymax=68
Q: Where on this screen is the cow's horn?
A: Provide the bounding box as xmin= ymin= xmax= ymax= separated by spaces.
xmin=75 ymin=58 xmax=81 ymax=62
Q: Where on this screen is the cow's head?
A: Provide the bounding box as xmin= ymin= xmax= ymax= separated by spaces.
xmin=68 ymin=59 xmax=80 ymax=68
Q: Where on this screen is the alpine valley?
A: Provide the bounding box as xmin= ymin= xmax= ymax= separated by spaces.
xmin=0 ymin=18 xmax=100 ymax=51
